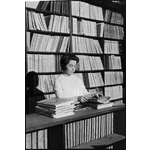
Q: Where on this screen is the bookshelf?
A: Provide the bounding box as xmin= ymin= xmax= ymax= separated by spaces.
xmin=26 ymin=105 xmax=125 ymax=149
xmin=25 ymin=0 xmax=126 ymax=149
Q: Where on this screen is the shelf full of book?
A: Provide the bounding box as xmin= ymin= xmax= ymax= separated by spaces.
xmin=25 ymin=0 xmax=125 ymax=104
xmin=25 ymin=0 xmax=126 ymax=149
xmin=26 ymin=104 xmax=125 ymax=149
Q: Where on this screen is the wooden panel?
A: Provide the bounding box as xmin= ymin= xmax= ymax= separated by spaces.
xmin=26 ymin=107 xmax=125 ymax=149
xmin=47 ymin=124 xmax=65 ymax=149
xmin=113 ymin=109 xmax=126 ymax=136
xmin=113 ymin=139 xmax=126 ymax=149
xmin=26 ymin=105 xmax=125 ymax=133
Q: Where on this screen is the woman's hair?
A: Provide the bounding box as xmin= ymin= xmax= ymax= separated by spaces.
xmin=60 ymin=54 xmax=79 ymax=71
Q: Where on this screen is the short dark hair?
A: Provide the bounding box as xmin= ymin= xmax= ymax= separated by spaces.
xmin=60 ymin=54 xmax=79 ymax=71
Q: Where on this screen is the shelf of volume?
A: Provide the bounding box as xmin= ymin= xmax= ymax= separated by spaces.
xmin=26 ymin=7 xmax=69 ymax=17
xmin=71 ymin=15 xmax=123 ymax=27
xmin=71 ymin=15 xmax=104 ymax=23
xmin=26 ymin=104 xmax=125 ymax=133
xmin=70 ymin=133 xmax=125 ymax=149
xmin=26 ymin=30 xmax=123 ymax=41
xmin=72 ymin=33 xmax=103 ymax=40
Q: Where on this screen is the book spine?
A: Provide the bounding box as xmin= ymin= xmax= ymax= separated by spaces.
xmin=32 ymin=132 xmax=37 ymax=149
xmin=26 ymin=133 xmax=31 ymax=149
xmin=38 ymin=130 xmax=44 ymax=149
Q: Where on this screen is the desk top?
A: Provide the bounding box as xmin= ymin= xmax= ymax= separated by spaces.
xmin=26 ymin=105 xmax=125 ymax=133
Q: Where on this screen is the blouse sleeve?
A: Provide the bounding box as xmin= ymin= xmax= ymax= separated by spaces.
xmin=82 ymin=83 xmax=89 ymax=95
xmin=77 ymin=77 xmax=89 ymax=95
xmin=54 ymin=78 xmax=64 ymax=98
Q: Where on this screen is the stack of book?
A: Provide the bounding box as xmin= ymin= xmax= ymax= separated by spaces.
xmin=81 ymin=96 xmax=113 ymax=109
xmin=35 ymin=97 xmax=75 ymax=118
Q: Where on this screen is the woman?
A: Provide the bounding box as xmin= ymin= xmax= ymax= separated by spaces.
xmin=54 ymin=54 xmax=102 ymax=103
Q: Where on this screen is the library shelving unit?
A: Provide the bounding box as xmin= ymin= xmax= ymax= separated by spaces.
xmin=25 ymin=0 xmax=126 ymax=149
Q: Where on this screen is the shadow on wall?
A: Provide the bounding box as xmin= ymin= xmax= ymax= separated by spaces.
xmin=26 ymin=71 xmax=45 ymax=114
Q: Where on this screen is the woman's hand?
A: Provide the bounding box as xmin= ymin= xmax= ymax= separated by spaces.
xmin=78 ymin=96 xmax=88 ymax=103
xmin=93 ymin=92 xmax=103 ymax=98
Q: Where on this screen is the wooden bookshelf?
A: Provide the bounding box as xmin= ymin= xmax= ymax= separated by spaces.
xmin=25 ymin=0 xmax=125 ymax=101
xmin=26 ymin=105 xmax=125 ymax=133
xmin=26 ymin=105 xmax=125 ymax=149
xmin=25 ymin=0 xmax=126 ymax=149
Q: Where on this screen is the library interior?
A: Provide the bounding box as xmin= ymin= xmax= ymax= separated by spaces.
xmin=25 ymin=0 xmax=126 ymax=149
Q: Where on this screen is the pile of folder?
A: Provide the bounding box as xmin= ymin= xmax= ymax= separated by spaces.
xmin=36 ymin=97 xmax=75 ymax=118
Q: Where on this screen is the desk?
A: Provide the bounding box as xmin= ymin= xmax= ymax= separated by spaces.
xmin=26 ymin=105 xmax=125 ymax=149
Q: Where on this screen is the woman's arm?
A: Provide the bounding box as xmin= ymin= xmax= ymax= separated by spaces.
xmin=54 ymin=79 xmax=64 ymax=98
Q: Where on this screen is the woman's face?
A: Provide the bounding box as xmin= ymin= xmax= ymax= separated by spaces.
xmin=64 ymin=60 xmax=77 ymax=76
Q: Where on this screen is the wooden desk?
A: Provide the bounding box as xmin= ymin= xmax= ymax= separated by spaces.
xmin=26 ymin=105 xmax=125 ymax=149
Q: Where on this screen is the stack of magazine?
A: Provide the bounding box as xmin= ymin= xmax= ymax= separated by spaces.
xmin=81 ymin=96 xmax=113 ymax=109
xmin=35 ymin=97 xmax=75 ymax=118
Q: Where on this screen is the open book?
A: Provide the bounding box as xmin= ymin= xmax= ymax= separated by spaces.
xmin=87 ymin=96 xmax=111 ymax=104
xmin=81 ymin=102 xmax=113 ymax=109
xmin=80 ymin=96 xmax=112 ymax=109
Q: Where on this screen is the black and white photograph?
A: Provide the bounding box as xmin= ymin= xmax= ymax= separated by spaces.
xmin=3 ymin=0 xmax=150 ymax=150
xmin=25 ymin=0 xmax=126 ymax=149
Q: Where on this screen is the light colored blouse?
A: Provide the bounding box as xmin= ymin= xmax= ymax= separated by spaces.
xmin=54 ymin=74 xmax=89 ymax=98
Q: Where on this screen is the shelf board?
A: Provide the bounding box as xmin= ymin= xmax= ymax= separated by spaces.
xmin=104 ymin=53 xmax=123 ymax=56
xmin=104 ymin=37 xmax=124 ymax=41
xmin=26 ymin=70 xmax=104 ymax=75
xmin=71 ymin=15 xmax=104 ymax=23
xmin=70 ymin=133 xmax=125 ymax=149
xmin=104 ymin=83 xmax=123 ymax=87
xmin=26 ymin=29 xmax=70 ymax=36
xmin=104 ymin=21 xmax=124 ymax=27
xmin=67 ymin=52 xmax=104 ymax=56
xmin=27 ymin=51 xmax=103 ymax=56
xmin=72 ymin=33 xmax=103 ymax=39
xmin=104 ymin=69 xmax=123 ymax=71
xmin=76 ymin=70 xmax=104 ymax=73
